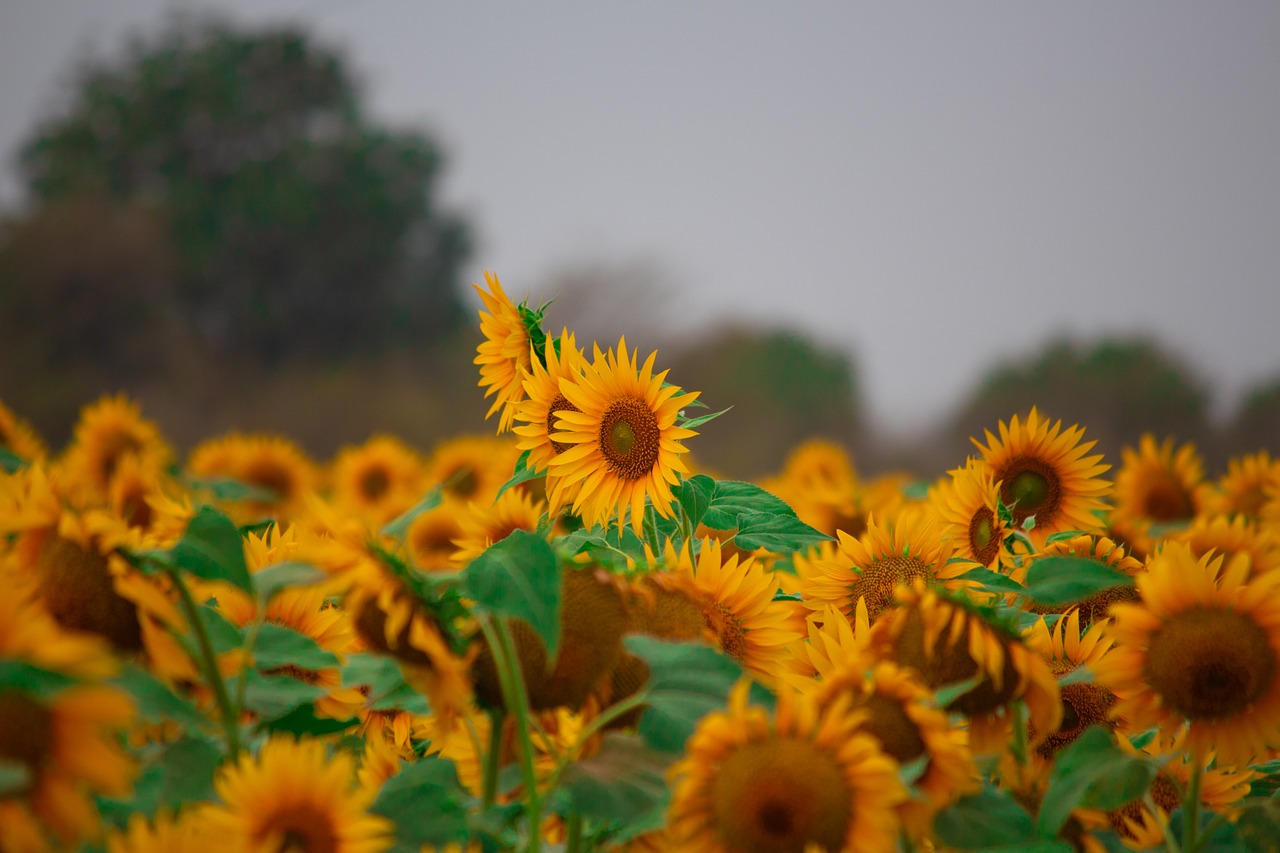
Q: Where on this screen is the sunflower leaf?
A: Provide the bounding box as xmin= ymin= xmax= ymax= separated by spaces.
xmin=494 ymin=449 xmax=545 ymax=501
xmin=380 ymin=482 xmax=444 ymax=540
xmin=0 ymin=660 xmax=77 ymax=698
xmin=732 ymin=512 xmax=832 ymax=554
xmin=1043 ymin=529 xmax=1088 ymax=545
xmin=673 ymin=474 xmax=716 ymax=532
xmin=560 ymin=733 xmax=672 ymax=826
xmin=372 ymin=757 xmax=473 ymax=850
xmin=1058 ymin=664 xmax=1094 ymax=686
xmin=0 ymin=762 xmax=30 ymax=798
xmin=253 ymin=561 xmax=327 ymax=602
xmin=257 ymin=704 xmax=358 ymax=738
xmin=172 ymin=505 xmax=254 ymax=594
xmin=933 ymin=785 xmax=1038 ymax=849
xmin=1231 ymin=800 xmax=1280 ymax=851
xmin=933 ymin=674 xmax=984 ymax=709
xmin=112 ymin=663 xmax=208 ymax=729
xmin=154 ymin=735 xmax=223 ymax=807
xmin=958 ymin=566 xmax=1028 ymax=595
xmin=234 ymin=670 xmax=326 ymax=719
xmin=1038 ymin=726 xmax=1158 ymax=835
xmin=461 ymin=530 xmax=562 ymax=659
xmin=1023 ymin=557 xmax=1134 ymax=607
xmin=701 ymin=481 xmax=797 ymax=530
xmin=626 ymin=636 xmax=744 ymax=755
xmin=187 ymin=476 xmax=278 ymax=503
xmin=0 ymin=448 xmax=25 ymax=473
xmin=251 ymin=622 xmax=340 ymax=671
xmin=678 ymin=406 xmax=733 ymax=430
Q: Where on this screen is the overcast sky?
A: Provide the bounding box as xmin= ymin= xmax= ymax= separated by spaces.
xmin=3 ymin=1 xmax=1279 ymax=433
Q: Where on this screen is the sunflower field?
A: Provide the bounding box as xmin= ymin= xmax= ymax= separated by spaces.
xmin=4 ymin=272 xmax=1280 ymax=853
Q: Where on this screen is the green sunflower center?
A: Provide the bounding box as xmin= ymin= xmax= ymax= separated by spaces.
xmin=712 ymin=736 xmax=853 ymax=853
xmin=0 ymin=690 xmax=53 ymax=796
xmin=1146 ymin=607 xmax=1277 ymax=720
xmin=999 ymin=456 xmax=1062 ymax=527
xmin=599 ymin=397 xmax=661 ymax=481
xmin=968 ymin=507 xmax=999 ymax=566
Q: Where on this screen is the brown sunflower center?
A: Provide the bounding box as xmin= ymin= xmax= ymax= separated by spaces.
xmin=0 ymin=691 xmax=53 ymax=796
xmin=712 ymin=736 xmax=853 ymax=853
xmin=999 ymin=457 xmax=1061 ymax=527
xmin=444 ymin=465 xmax=478 ymax=500
xmin=1035 ymin=683 xmax=1117 ymax=758
xmin=632 ymin=585 xmax=708 ymax=642
xmin=244 ymin=462 xmax=295 ymax=503
xmin=1146 ymin=607 xmax=1277 ymax=721
xmin=545 ymin=394 xmax=579 ymax=455
xmin=359 ymin=466 xmax=391 ymax=501
xmin=1141 ymin=476 xmax=1194 ymax=522
xmin=264 ymin=806 xmax=338 ymax=853
xmin=37 ymin=534 xmax=143 ymax=652
xmin=97 ymin=431 xmax=143 ymax=485
xmin=599 ymin=397 xmax=661 ymax=481
xmin=1109 ymin=773 xmax=1182 ymax=838
xmin=704 ymin=601 xmax=747 ymax=662
xmin=968 ymin=507 xmax=1000 ymax=566
xmin=117 ymin=480 xmax=155 ymax=530
xmin=860 ymin=692 xmax=927 ymax=764
xmin=850 ymin=556 xmax=931 ymax=623
xmin=263 ymin=664 xmax=324 ymax=686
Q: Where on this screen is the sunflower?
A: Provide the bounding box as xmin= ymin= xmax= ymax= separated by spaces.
xmin=869 ymin=581 xmax=1062 ymax=756
xmin=763 ymin=443 xmax=867 ymax=540
xmin=188 ymin=433 xmax=319 ymax=522
xmin=513 ymin=328 xmax=587 ymax=478
xmin=933 ymin=458 xmax=1009 ymax=570
xmin=424 ymin=434 xmax=522 ymax=508
xmin=796 ymin=508 xmax=973 ymax=628
xmin=329 ymin=435 xmax=426 ymax=525
xmin=1109 ymin=435 xmax=1209 ymax=558
xmin=58 ymin=394 xmax=171 ymax=498
xmin=1025 ymin=610 xmax=1117 ymax=758
xmin=1020 ymin=533 xmax=1143 ymax=627
xmin=1095 ymin=543 xmax=1280 ymax=766
xmin=451 ymin=488 xmax=546 ymax=566
xmin=972 ymin=408 xmax=1111 ymax=544
xmin=474 ymin=271 xmax=534 ymax=434
xmin=0 ymin=398 xmax=47 ymax=462
xmin=1174 ymin=513 xmax=1280 ymax=580
xmin=105 ymin=810 xmax=207 ymax=853
xmin=405 ymin=503 xmax=467 ymax=573
xmin=547 ymin=336 xmax=699 ymax=534
xmin=1207 ymin=451 xmax=1280 ymax=520
xmin=201 ymin=736 xmax=393 ymax=853
xmin=667 ymin=681 xmax=906 ymax=853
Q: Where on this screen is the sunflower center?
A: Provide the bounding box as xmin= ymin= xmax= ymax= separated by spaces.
xmin=705 ymin=601 xmax=747 ymax=662
xmin=244 ymin=462 xmax=295 ymax=503
xmin=1110 ymin=773 xmax=1182 ymax=838
xmin=546 ymin=394 xmax=579 ymax=455
xmin=968 ymin=507 xmax=1000 ymax=566
xmin=1142 ymin=477 xmax=1194 ymax=522
xmin=860 ymin=693 xmax=927 ymax=764
xmin=999 ymin=457 xmax=1061 ymax=526
xmin=712 ymin=737 xmax=853 ymax=853
xmin=359 ymin=466 xmax=391 ymax=501
xmin=444 ymin=465 xmax=478 ymax=500
xmin=633 ymin=585 xmax=708 ymax=642
xmin=1146 ymin=607 xmax=1277 ymax=721
xmin=265 ymin=806 xmax=338 ymax=853
xmin=1035 ymin=683 xmax=1117 ymax=758
xmin=0 ymin=691 xmax=53 ymax=796
xmin=599 ymin=397 xmax=661 ymax=481
xmin=98 ymin=431 xmax=143 ymax=485
xmin=37 ymin=534 xmax=143 ymax=652
xmin=850 ymin=556 xmax=931 ymax=623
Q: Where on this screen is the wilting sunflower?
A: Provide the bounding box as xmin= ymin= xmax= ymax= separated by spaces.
xmin=513 ymin=328 xmax=587 ymax=477
xmin=547 ymin=336 xmax=698 ymax=534
xmin=1025 ymin=610 xmax=1117 ymax=758
xmin=1020 ymin=533 xmax=1143 ymax=627
xmin=424 ymin=434 xmax=521 ymax=508
xmin=869 ymin=581 xmax=1062 ymax=756
xmin=933 ymin=458 xmax=1008 ymax=570
xmin=451 ymin=488 xmax=546 ymax=565
xmin=201 ymin=736 xmax=393 ymax=853
xmin=972 ymin=408 xmax=1111 ymax=543
xmin=188 ymin=433 xmax=319 ymax=522
xmin=329 ymin=435 xmax=426 ymax=525
xmin=796 ymin=508 xmax=972 ymax=628
xmin=1110 ymin=434 xmax=1209 ymax=558
xmin=1095 ymin=543 xmax=1280 ymax=766
xmin=474 ymin=271 xmax=535 ymax=434
xmin=0 ymin=398 xmax=47 ymax=462
xmin=1207 ymin=450 xmax=1280 ymax=520
xmin=667 ymin=681 xmax=906 ymax=853
xmin=57 ymin=394 xmax=171 ymax=498
xmin=1174 ymin=512 xmax=1280 ymax=580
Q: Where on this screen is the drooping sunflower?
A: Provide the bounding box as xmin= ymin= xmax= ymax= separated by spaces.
xmin=1025 ymin=610 xmax=1118 ymax=758
xmin=201 ymin=736 xmax=393 ymax=853
xmin=451 ymin=488 xmax=546 ymax=566
xmin=329 ymin=435 xmax=426 ymax=525
xmin=1174 ymin=512 xmax=1280 ymax=580
xmin=1109 ymin=434 xmax=1209 ymax=558
xmin=868 ymin=581 xmax=1062 ymax=756
xmin=796 ymin=508 xmax=973 ymax=628
xmin=1095 ymin=543 xmax=1280 ymax=766
xmin=1207 ymin=450 xmax=1280 ymax=520
xmin=474 ymin=271 xmax=535 ymax=434
xmin=188 ymin=433 xmax=319 ymax=522
xmin=0 ymin=398 xmax=47 ymax=462
xmin=1020 ymin=533 xmax=1143 ymax=627
xmin=57 ymin=394 xmax=172 ymax=499
xmin=972 ymin=408 xmax=1111 ymax=543
xmin=547 ymin=336 xmax=699 ymax=534
xmin=932 ymin=458 xmax=1010 ymax=570
xmin=513 ymin=328 xmax=587 ymax=477
xmin=667 ymin=681 xmax=906 ymax=853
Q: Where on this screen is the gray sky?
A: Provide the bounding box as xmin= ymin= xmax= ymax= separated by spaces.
xmin=3 ymin=1 xmax=1279 ymax=433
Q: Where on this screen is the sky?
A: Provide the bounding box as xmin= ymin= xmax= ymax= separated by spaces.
xmin=2 ymin=1 xmax=1279 ymax=434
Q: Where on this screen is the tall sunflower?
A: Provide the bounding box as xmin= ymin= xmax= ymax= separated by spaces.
xmin=972 ymin=408 xmax=1111 ymax=544
xmin=406 ymin=502 xmax=467 ymax=572
xmin=474 ymin=271 xmax=534 ymax=434
xmin=201 ymin=736 xmax=393 ymax=853
xmin=1174 ymin=512 xmax=1280 ymax=580
xmin=763 ymin=440 xmax=866 ymax=539
xmin=424 ymin=434 xmax=521 ymax=508
xmin=667 ymin=681 xmax=906 ymax=853
xmin=547 ymin=336 xmax=698 ymax=534
xmin=1095 ymin=543 xmax=1280 ymax=766
xmin=451 ymin=488 xmax=546 ymax=566
xmin=933 ymin=458 xmax=1009 ymax=570
xmin=187 ymin=433 xmax=319 ymax=522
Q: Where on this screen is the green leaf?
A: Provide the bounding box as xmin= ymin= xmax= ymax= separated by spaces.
xmin=678 ymin=405 xmax=733 ymax=430
xmin=371 ymin=757 xmax=472 ymax=850
xmin=959 ymin=565 xmax=1028 ymax=595
xmin=561 ymin=732 xmax=672 ymax=824
xmin=252 ymin=622 xmax=340 ymax=672
xmin=626 ymin=636 xmax=744 ymax=755
xmin=1024 ymin=557 xmax=1135 ymax=607
xmin=0 ymin=448 xmax=25 ymax=474
xmin=494 ymin=449 xmax=545 ymax=501
xmin=933 ymin=786 xmax=1038 ymax=849
xmin=253 ymin=561 xmax=327 ymax=602
xmin=172 ymin=505 xmax=253 ymax=593
xmin=0 ymin=761 xmax=30 ymax=797
xmin=194 ymin=601 xmax=246 ymax=654
xmin=1043 ymin=530 xmax=1088 ymax=545
xmin=460 ymin=530 xmax=562 ymax=659
xmin=1058 ymin=665 xmax=1095 ymax=687
xmin=112 ymin=663 xmax=208 ymax=729
xmin=1223 ymin=801 xmax=1280 ymax=853
xmin=187 ymin=476 xmax=277 ymax=503
xmin=258 ymin=703 xmax=358 ymax=737
xmin=0 ymin=660 xmax=76 ymax=697
xmin=153 ymin=735 xmax=222 ymax=807
xmin=701 ymin=481 xmax=797 ymax=530
xmin=901 ymin=480 xmax=932 ymax=501
xmin=1038 ymin=726 xmax=1158 ymax=835
xmin=342 ymin=653 xmax=409 ymax=697
xmin=673 ymin=474 xmax=716 ymax=532
xmin=933 ymin=674 xmax=984 ymax=709
xmin=234 ymin=670 xmax=326 ymax=718
xmin=733 ymin=512 xmax=832 ymax=554
xmin=380 ymin=482 xmax=444 ymax=540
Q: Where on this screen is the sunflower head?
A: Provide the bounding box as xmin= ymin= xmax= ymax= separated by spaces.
xmin=329 ymin=435 xmax=426 ymax=524
xmin=0 ymin=399 xmax=47 ymax=462
xmin=934 ymin=458 xmax=1008 ymax=570
xmin=1021 ymin=533 xmax=1142 ymax=626
xmin=60 ymin=394 xmax=171 ymax=497
xmin=1026 ymin=611 xmax=1118 ymax=758
xmin=188 ymin=433 xmax=318 ymax=522
xmin=513 ymin=327 xmax=587 ymax=476
xmin=474 ymin=271 xmax=538 ymax=434
xmin=451 ymin=489 xmax=546 ymax=566
xmin=1208 ymin=451 xmax=1280 ymax=520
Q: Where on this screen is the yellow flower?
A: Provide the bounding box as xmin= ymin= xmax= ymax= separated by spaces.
xmin=1020 ymin=533 xmax=1143 ymax=627
xmin=329 ymin=435 xmax=426 ymax=525
xmin=667 ymin=681 xmax=906 ymax=853
xmin=933 ymin=458 xmax=1009 ymax=570
xmin=424 ymin=434 xmax=522 ymax=508
xmin=58 ymin=394 xmax=171 ymax=498
xmin=451 ymin=488 xmax=546 ymax=566
xmin=1173 ymin=512 xmax=1280 ymax=580
xmin=188 ymin=433 xmax=319 ymax=523
xmin=405 ymin=502 xmax=467 ymax=572
xmin=1207 ymin=450 xmax=1280 ymax=519
xmin=0 ymin=399 xmax=47 ymax=462
xmin=547 ymin=336 xmax=698 ymax=535
xmin=474 ymin=271 xmax=533 ymax=434
xmin=513 ymin=328 xmax=587 ymax=475
xmin=106 ymin=810 xmax=207 ymax=853
xmin=201 ymin=736 xmax=393 ymax=853
xmin=1026 ymin=609 xmax=1117 ymax=758
xmin=1110 ymin=434 xmax=1209 ymax=557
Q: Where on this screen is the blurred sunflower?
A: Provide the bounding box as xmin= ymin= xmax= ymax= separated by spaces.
xmin=547 ymin=336 xmax=698 ymax=534
xmin=57 ymin=394 xmax=171 ymax=498
xmin=201 ymin=736 xmax=393 ymax=853
xmin=869 ymin=581 xmax=1061 ymax=756
xmin=1174 ymin=512 xmax=1280 ymax=579
xmin=474 ymin=271 xmax=535 ymax=434
xmin=1025 ymin=610 xmax=1117 ymax=759
xmin=329 ymin=435 xmax=426 ymax=525
xmin=1110 ymin=435 xmax=1209 ymax=557
xmin=451 ymin=488 xmax=546 ymax=565
xmin=667 ymin=681 xmax=906 ymax=853
xmin=0 ymin=399 xmax=47 ymax=462
xmin=105 ymin=810 xmax=207 ymax=853
xmin=972 ymin=408 xmax=1110 ymax=543
xmin=405 ymin=503 xmax=467 ymax=572
xmin=188 ymin=433 xmax=319 ymax=522
xmin=933 ymin=458 xmax=1009 ymax=570
xmin=1095 ymin=543 xmax=1280 ymax=766
xmin=424 ymin=434 xmax=521 ymax=508
xmin=1207 ymin=450 xmax=1280 ymax=520
xmin=763 ymin=439 xmax=866 ymax=537
xmin=1020 ymin=533 xmax=1142 ymax=627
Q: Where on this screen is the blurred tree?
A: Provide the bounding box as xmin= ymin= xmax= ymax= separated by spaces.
xmin=17 ymin=20 xmax=470 ymax=364
xmin=938 ymin=337 xmax=1214 ymax=475
xmin=1225 ymin=377 xmax=1280 ymax=460
xmin=668 ymin=325 xmax=864 ymax=479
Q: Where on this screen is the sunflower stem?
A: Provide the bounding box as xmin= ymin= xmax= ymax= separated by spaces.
xmin=1182 ymin=756 xmax=1203 ymax=853
xmin=565 ymin=811 xmax=584 ymax=853
xmin=644 ymin=503 xmax=661 ymax=556
xmin=482 ymin=709 xmax=505 ymax=809
xmin=167 ymin=568 xmax=242 ymax=757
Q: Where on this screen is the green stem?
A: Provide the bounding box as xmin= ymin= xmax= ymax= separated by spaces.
xmin=168 ymin=569 xmax=241 ymax=757
xmin=479 ymin=615 xmax=542 ymax=853
xmin=565 ymin=811 xmax=584 ymax=853
xmin=482 ymin=709 xmax=505 ymax=809
xmin=1183 ymin=757 xmax=1203 ymax=853
xmin=233 ymin=614 xmax=265 ymax=720
xmin=644 ymin=502 xmax=661 ymax=556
